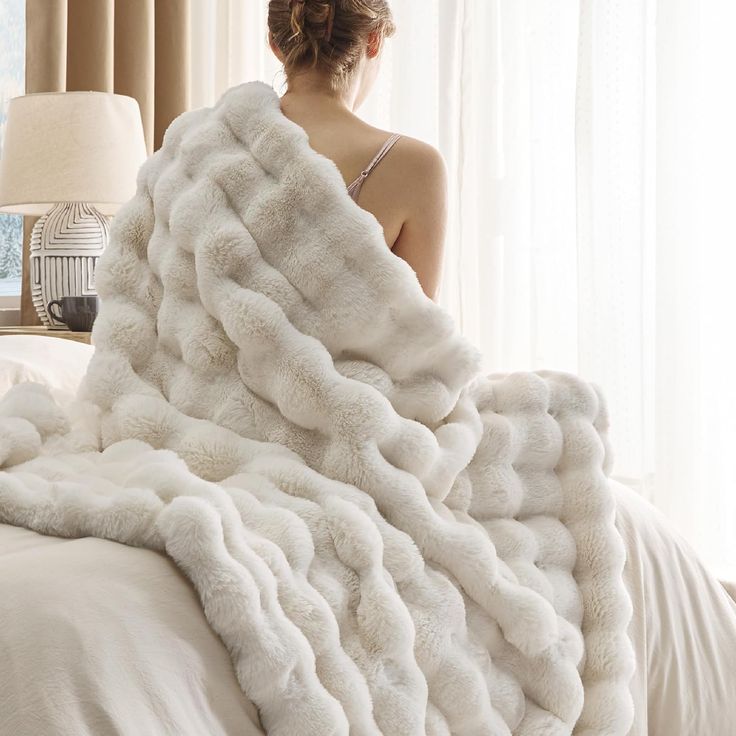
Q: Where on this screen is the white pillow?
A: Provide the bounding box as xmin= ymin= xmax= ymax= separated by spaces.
xmin=0 ymin=335 xmax=93 ymax=403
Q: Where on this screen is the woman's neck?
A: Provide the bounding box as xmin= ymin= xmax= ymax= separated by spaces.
xmin=281 ymin=70 xmax=360 ymax=113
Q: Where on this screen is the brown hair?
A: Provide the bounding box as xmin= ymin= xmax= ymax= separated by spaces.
xmin=268 ymin=0 xmax=396 ymax=90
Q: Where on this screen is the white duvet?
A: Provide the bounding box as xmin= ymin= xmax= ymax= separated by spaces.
xmin=613 ymin=480 xmax=736 ymax=735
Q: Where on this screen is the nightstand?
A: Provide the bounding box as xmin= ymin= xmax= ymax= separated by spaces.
xmin=0 ymin=326 xmax=92 ymax=345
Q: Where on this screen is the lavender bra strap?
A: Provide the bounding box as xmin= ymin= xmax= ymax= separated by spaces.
xmin=347 ymin=133 xmax=402 ymax=201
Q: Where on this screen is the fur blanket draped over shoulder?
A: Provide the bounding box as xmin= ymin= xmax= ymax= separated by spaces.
xmin=0 ymin=81 xmax=634 ymax=735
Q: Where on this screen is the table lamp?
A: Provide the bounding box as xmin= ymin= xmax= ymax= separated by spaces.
xmin=0 ymin=91 xmax=147 ymax=326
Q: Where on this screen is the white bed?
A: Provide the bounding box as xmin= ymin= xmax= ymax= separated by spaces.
xmin=1 ymin=336 xmax=735 ymax=735
xmin=613 ymin=478 xmax=736 ymax=735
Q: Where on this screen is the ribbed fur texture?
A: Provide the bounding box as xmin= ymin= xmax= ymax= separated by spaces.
xmin=0 ymin=80 xmax=634 ymax=735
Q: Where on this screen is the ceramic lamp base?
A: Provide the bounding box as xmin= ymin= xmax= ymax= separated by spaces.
xmin=29 ymin=202 xmax=109 ymax=326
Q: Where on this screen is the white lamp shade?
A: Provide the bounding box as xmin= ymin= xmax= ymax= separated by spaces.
xmin=0 ymin=91 xmax=148 ymax=217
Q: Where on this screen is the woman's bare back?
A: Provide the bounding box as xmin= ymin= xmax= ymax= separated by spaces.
xmin=278 ymin=93 xmax=448 ymax=300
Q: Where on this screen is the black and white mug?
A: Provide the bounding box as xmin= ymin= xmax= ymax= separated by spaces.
xmin=47 ymin=296 xmax=100 ymax=332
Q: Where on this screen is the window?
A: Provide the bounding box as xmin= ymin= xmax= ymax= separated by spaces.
xmin=0 ymin=0 xmax=25 ymax=305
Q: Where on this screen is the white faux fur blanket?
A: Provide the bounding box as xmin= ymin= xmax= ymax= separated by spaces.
xmin=0 ymin=81 xmax=634 ymax=735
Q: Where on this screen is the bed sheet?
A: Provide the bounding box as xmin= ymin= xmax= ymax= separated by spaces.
xmin=0 ymin=523 xmax=263 ymax=736
xmin=613 ymin=479 xmax=736 ymax=736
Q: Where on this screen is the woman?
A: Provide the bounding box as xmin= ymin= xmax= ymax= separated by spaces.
xmin=268 ymin=0 xmax=445 ymax=300
xmin=266 ymin=2 xmax=736 ymax=735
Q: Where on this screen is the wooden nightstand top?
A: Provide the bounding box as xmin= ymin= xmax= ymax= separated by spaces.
xmin=0 ymin=326 xmax=92 ymax=345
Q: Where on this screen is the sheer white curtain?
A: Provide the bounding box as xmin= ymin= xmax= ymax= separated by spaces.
xmin=188 ymin=0 xmax=736 ymax=579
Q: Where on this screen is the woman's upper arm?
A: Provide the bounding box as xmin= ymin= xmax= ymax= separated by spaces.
xmin=390 ymin=141 xmax=448 ymax=301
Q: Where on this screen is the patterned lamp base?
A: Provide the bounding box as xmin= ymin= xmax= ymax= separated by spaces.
xmin=30 ymin=202 xmax=109 ymax=326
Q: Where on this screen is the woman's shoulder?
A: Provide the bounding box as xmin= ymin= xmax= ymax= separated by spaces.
xmin=395 ymin=135 xmax=446 ymax=184
xmin=372 ymin=127 xmax=445 ymax=173
xmin=361 ymin=125 xmax=446 ymax=192
xmin=382 ymin=133 xmax=447 ymax=206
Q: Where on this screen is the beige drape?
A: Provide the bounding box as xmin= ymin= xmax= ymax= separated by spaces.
xmin=21 ymin=0 xmax=190 ymax=324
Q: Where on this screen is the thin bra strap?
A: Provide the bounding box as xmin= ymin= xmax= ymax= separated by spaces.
xmin=347 ymin=133 xmax=402 ymax=198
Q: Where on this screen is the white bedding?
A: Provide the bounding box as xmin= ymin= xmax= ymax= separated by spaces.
xmin=613 ymin=479 xmax=736 ymax=735
xmin=0 ymin=522 xmax=263 ymax=736
xmin=0 ymin=336 xmax=93 ymax=404
xmin=1 ymin=336 xmax=735 ymax=734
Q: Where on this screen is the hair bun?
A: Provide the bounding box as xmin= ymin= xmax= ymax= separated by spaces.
xmin=268 ymin=0 xmax=396 ymax=90
xmin=289 ymin=0 xmax=335 ymax=46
